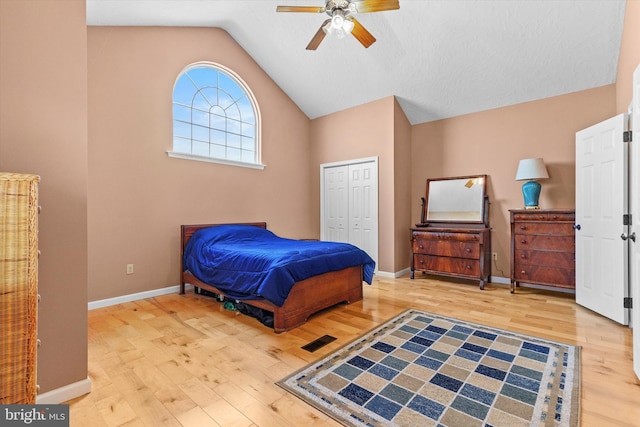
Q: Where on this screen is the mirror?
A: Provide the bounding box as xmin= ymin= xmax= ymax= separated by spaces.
xmin=423 ymin=175 xmax=488 ymax=224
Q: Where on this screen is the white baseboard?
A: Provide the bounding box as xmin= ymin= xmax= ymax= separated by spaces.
xmin=490 ymin=276 xmax=510 ymax=285
xmin=376 ymin=268 xmax=411 ymax=279
xmin=37 ymin=377 xmax=92 ymax=404
xmin=88 ymin=284 xmax=193 ymax=310
xmin=375 ymin=270 xmax=393 ymax=278
xmin=378 ymin=270 xmax=510 ymax=283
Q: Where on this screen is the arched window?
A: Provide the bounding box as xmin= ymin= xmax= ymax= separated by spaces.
xmin=167 ymin=62 xmax=263 ymax=169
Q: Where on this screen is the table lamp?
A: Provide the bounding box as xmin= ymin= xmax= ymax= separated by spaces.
xmin=515 ymin=158 xmax=549 ymax=209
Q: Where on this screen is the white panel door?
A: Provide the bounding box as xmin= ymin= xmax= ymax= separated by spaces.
xmin=631 ymin=64 xmax=640 ymax=379
xmin=348 ymin=161 xmax=379 ymax=265
xmin=323 ymin=165 xmax=348 ymax=242
xmin=321 ymin=158 xmax=379 ymax=268
xmin=575 ymin=114 xmax=629 ymax=325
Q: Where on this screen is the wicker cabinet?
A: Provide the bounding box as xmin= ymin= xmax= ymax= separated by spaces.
xmin=410 ymin=227 xmax=491 ymax=289
xmin=0 ymin=173 xmax=39 ymax=404
xmin=510 ymin=209 xmax=575 ymax=293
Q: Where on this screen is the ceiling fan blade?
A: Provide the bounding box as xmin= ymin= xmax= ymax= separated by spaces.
xmin=352 ymin=0 xmax=399 ymax=13
xmin=306 ymin=19 xmax=331 ymax=50
xmin=276 ymin=5 xmax=325 ymax=13
xmin=351 ymin=18 xmax=376 ymax=48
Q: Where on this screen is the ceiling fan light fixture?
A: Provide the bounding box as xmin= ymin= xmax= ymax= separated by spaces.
xmin=343 ymin=18 xmax=355 ymax=33
xmin=322 ymin=10 xmax=354 ymax=38
xmin=331 ymin=13 xmax=345 ymax=29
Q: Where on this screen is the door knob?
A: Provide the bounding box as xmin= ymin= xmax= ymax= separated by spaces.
xmin=621 ymin=232 xmax=636 ymax=242
xmin=573 ymin=224 xmax=581 ymax=230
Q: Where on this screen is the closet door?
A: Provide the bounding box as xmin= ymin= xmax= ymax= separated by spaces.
xmin=323 ymin=165 xmax=349 ymax=242
xmin=348 ymin=161 xmax=378 ymax=265
xmin=321 ymin=158 xmax=378 ymax=266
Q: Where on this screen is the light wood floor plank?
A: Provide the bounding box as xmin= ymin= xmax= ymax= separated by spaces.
xmin=68 ymin=275 xmax=640 ymax=426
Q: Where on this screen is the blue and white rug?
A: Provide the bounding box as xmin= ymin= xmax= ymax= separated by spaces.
xmin=277 ymin=309 xmax=580 ymax=427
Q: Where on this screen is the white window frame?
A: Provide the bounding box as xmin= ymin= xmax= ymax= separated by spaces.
xmin=167 ymin=61 xmax=264 ymax=169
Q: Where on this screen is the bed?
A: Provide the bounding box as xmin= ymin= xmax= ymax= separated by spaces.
xmin=180 ymin=222 xmax=375 ymax=333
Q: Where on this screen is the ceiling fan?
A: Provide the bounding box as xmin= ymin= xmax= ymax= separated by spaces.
xmin=276 ymin=0 xmax=400 ymax=50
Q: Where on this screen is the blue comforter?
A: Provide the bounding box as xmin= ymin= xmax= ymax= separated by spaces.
xmin=183 ymin=225 xmax=376 ymax=307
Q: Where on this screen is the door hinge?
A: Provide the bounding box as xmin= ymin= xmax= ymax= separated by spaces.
xmin=624 ymin=130 xmax=632 ymax=142
xmin=623 ymin=214 xmax=632 ymax=225
xmin=624 ymin=297 xmax=632 ymax=309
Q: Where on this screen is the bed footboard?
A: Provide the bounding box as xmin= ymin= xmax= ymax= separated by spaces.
xmin=182 ymin=266 xmax=363 ymax=333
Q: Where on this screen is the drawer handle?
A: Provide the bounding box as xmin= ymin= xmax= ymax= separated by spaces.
xmin=418 ymin=259 xmax=424 ymax=264
xmin=519 ymin=225 xmax=527 ymax=230
xmin=418 ymin=245 xmax=424 ymax=249
xmin=466 ymin=265 xmax=471 ymax=269
xmin=465 ymin=248 xmax=471 ymax=252
xmin=520 ymin=254 xmax=526 ymax=259
xmin=520 ymin=239 xmax=527 ymax=244
xmin=521 ymin=270 xmax=526 ymax=274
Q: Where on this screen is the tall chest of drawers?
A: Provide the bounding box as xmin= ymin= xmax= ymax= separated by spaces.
xmin=510 ymin=209 xmax=575 ymax=293
xmin=410 ymin=227 xmax=491 ymax=289
xmin=0 ymin=173 xmax=40 ymax=404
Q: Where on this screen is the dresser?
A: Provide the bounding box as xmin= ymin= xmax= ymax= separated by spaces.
xmin=510 ymin=209 xmax=575 ymax=293
xmin=411 ymin=227 xmax=491 ymax=289
xmin=0 ymin=173 xmax=39 ymax=404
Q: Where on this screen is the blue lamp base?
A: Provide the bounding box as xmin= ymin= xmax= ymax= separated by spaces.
xmin=522 ymin=180 xmax=541 ymax=209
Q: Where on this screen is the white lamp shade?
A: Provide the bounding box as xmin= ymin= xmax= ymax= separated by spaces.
xmin=515 ymin=158 xmax=549 ymax=181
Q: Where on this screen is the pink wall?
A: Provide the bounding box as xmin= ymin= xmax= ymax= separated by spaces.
xmin=87 ymin=27 xmax=313 ymax=301
xmin=0 ymin=0 xmax=88 ymax=394
xmin=393 ymin=99 xmax=412 ymax=270
xmin=309 ymin=97 xmax=396 ymax=272
xmin=616 ymin=0 xmax=640 ymax=114
xmin=308 ymin=97 xmax=412 ymax=273
xmin=411 ymin=85 xmax=617 ymax=277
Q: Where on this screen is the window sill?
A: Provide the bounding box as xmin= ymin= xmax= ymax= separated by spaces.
xmin=166 ymin=151 xmax=266 ymax=170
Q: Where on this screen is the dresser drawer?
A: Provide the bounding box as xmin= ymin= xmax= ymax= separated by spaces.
xmin=512 ymin=212 xmax=575 ymax=222
xmin=514 ymin=234 xmax=575 ymax=251
xmin=514 ymin=265 xmax=575 ymax=288
xmin=412 ymin=231 xmax=480 ymax=242
xmin=414 ymin=254 xmax=480 ymax=276
xmin=513 ymin=222 xmax=574 ymax=235
xmin=413 ymin=238 xmax=479 ymax=259
xmin=514 ymin=249 xmax=574 ymax=269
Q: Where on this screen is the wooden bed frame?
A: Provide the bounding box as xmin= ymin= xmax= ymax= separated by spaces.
xmin=180 ymin=222 xmax=365 ymax=333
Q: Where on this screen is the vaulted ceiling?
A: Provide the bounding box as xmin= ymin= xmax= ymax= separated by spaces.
xmin=86 ymin=0 xmax=626 ymax=125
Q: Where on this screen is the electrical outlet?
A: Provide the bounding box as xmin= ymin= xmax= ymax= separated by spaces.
xmin=492 ymin=253 xmax=498 ymax=261
xmin=126 ymin=264 xmax=134 ymax=275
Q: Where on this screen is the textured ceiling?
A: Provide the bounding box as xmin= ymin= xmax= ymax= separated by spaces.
xmin=86 ymin=0 xmax=626 ymax=125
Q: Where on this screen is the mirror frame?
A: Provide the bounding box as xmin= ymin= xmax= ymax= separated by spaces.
xmin=423 ymin=174 xmax=488 ymax=226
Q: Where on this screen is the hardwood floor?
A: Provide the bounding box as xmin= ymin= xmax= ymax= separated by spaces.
xmin=68 ymin=275 xmax=640 ymax=426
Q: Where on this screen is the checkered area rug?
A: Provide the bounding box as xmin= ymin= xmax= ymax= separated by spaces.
xmin=277 ymin=309 xmax=580 ymax=427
